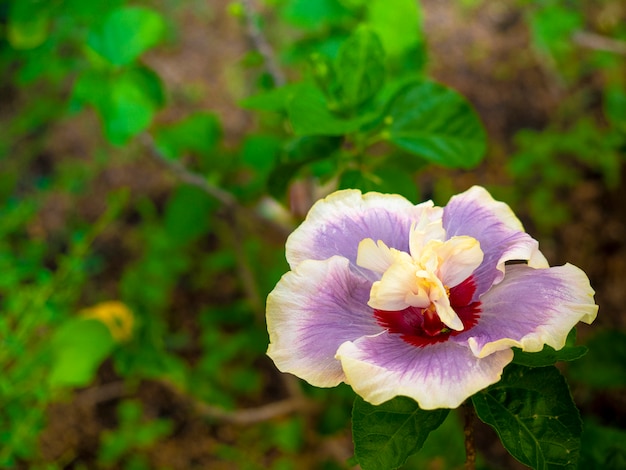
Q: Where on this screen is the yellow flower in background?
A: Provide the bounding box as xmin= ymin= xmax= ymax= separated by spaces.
xmin=82 ymin=301 xmax=134 ymax=341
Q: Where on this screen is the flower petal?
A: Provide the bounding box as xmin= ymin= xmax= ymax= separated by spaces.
xmin=368 ymin=257 xmax=430 ymax=311
xmin=443 ymin=186 xmax=549 ymax=298
xmin=460 ymin=263 xmax=598 ymax=358
xmin=356 ymin=238 xmax=397 ymax=274
xmin=434 ymin=236 xmax=484 ymax=287
xmin=266 ymin=256 xmax=381 ymax=387
xmin=336 ymin=333 xmax=514 ymax=409
xmin=286 ymin=190 xmax=436 ymax=272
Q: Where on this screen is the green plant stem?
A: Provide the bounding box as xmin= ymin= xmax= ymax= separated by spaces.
xmin=463 ymin=402 xmax=476 ymax=470
xmin=240 ymin=0 xmax=285 ymax=86
xmin=142 ymin=132 xmax=291 ymax=239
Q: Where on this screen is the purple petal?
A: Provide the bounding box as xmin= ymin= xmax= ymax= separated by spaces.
xmin=286 ymin=190 xmax=434 ymax=273
xmin=266 ymin=256 xmax=381 ymax=387
xmin=336 ymin=332 xmax=514 ymax=409
xmin=458 ymin=263 xmax=598 ymax=358
xmin=443 ymin=186 xmax=549 ymax=299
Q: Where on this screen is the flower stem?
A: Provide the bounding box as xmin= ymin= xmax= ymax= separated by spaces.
xmin=463 ymin=402 xmax=476 ymax=470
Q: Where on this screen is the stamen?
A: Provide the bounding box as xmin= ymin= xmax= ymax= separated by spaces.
xmin=374 ymin=276 xmax=481 ymax=347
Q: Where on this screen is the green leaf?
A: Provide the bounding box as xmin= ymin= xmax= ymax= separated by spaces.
xmin=7 ymin=1 xmax=51 ymax=50
xmin=88 ymin=6 xmax=166 ymax=66
xmin=153 ymin=113 xmax=221 ymax=160
xmin=335 ymin=27 xmax=386 ymax=109
xmin=267 ymin=136 xmax=341 ymax=199
xmin=282 ymin=0 xmax=351 ymax=29
xmin=241 ymin=134 xmax=282 ymax=176
xmin=567 ymin=330 xmax=626 ymax=388
xmin=339 ymin=167 xmax=417 ymax=202
xmin=403 ymin=410 xmax=466 ymax=468
xmin=73 ymin=66 xmax=165 ymax=145
xmin=604 ymin=86 xmax=626 ymax=131
xmin=49 ymin=318 xmax=116 ymax=388
xmin=288 ymin=84 xmax=374 ymax=135
xmin=529 ymin=6 xmax=582 ymax=58
xmin=366 ymin=0 xmax=422 ymax=57
xmin=472 ymin=364 xmax=582 ymax=470
xmin=384 ymin=80 xmax=487 ymax=169
xmin=512 ymin=328 xmax=587 ymax=367
xmin=104 ymin=68 xmax=164 ymax=144
xmin=163 ymin=185 xmax=217 ymax=246
xmin=352 ymin=396 xmax=449 ymax=470
xmin=580 ymin=420 xmax=626 ymax=470
xmin=62 ymin=0 xmax=124 ymax=21
xmin=240 ymin=83 xmax=305 ymax=112
xmin=310 ymin=53 xmax=339 ymax=101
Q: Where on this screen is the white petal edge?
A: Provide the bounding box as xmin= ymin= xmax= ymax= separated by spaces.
xmin=336 ymin=336 xmax=514 ymax=409
xmin=267 ymin=256 xmax=380 ymax=387
xmin=468 ymin=263 xmax=598 ymax=358
xmin=286 ymin=189 xmax=433 ymax=268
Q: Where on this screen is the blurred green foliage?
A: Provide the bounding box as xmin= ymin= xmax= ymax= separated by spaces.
xmin=0 ymin=0 xmax=624 ymax=468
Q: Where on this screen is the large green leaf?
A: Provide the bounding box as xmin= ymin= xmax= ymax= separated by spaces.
xmin=73 ymin=66 xmax=165 ymax=145
xmin=352 ymin=396 xmax=449 ymax=470
xmin=288 ymin=84 xmax=374 ymax=135
xmin=240 ymin=83 xmax=305 ymax=112
xmin=529 ymin=6 xmax=582 ymax=58
xmin=567 ymin=330 xmax=626 ymax=389
xmin=88 ymin=6 xmax=165 ymax=66
xmin=282 ymin=0 xmax=351 ymax=29
xmin=7 ymin=0 xmax=51 ymax=50
xmin=580 ymin=420 xmax=626 ymax=469
xmin=384 ymin=80 xmax=486 ymax=168
xmin=366 ymin=0 xmax=422 ymax=57
xmin=335 ymin=27 xmax=386 ymax=109
xmin=153 ymin=112 xmax=221 ymax=160
xmin=49 ymin=318 xmax=115 ymax=388
xmin=472 ymin=365 xmax=582 ymax=470
xmin=339 ymin=167 xmax=417 ymax=202
xmin=163 ymin=185 xmax=217 ymax=246
xmin=267 ymin=136 xmax=341 ymax=199
xmin=604 ymin=86 xmax=626 ymax=132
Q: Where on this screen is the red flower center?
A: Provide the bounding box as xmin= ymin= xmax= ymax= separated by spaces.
xmin=373 ymin=276 xmax=481 ymax=347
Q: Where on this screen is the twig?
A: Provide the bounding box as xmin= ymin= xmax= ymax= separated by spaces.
xmin=76 ymin=380 xmax=312 ymax=425
xmin=463 ymin=402 xmax=476 ymax=470
xmin=240 ymin=0 xmax=286 ymax=87
xmin=195 ymin=397 xmax=311 ymax=425
xmin=572 ymin=30 xmax=626 ymax=56
xmin=140 ymin=132 xmax=238 ymax=209
xmin=76 ymin=381 xmax=128 ymax=407
xmin=141 ymin=132 xmax=292 ymax=239
xmin=159 ymin=380 xmax=314 ymax=425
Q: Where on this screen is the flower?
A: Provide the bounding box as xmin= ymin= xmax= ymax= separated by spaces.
xmin=266 ymin=186 xmax=598 ymax=409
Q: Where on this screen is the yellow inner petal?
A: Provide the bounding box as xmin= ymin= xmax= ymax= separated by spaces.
xmin=356 ymin=224 xmax=483 ymax=332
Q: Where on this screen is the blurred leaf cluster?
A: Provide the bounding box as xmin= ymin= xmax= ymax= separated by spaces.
xmin=0 ymin=0 xmax=625 ymax=469
xmin=508 ymin=0 xmax=626 ymax=232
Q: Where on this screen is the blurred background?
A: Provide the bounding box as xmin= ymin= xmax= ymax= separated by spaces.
xmin=1 ymin=0 xmax=625 ymax=468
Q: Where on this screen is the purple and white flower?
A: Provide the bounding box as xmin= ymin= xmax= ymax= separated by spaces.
xmin=266 ymin=186 xmax=598 ymax=409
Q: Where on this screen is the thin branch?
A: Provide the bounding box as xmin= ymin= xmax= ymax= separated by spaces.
xmin=572 ymin=30 xmax=626 ymax=56
xmin=159 ymin=380 xmax=314 ymax=425
xmin=141 ymin=132 xmax=292 ymax=239
xmin=140 ymin=132 xmax=238 ymax=210
xmin=240 ymin=0 xmax=286 ymax=87
xmin=194 ymin=397 xmax=311 ymax=425
xmin=76 ymin=381 xmax=128 ymax=407
xmin=463 ymin=402 xmax=476 ymax=470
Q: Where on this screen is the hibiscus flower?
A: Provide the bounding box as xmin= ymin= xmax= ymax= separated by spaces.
xmin=266 ymin=186 xmax=597 ymax=409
